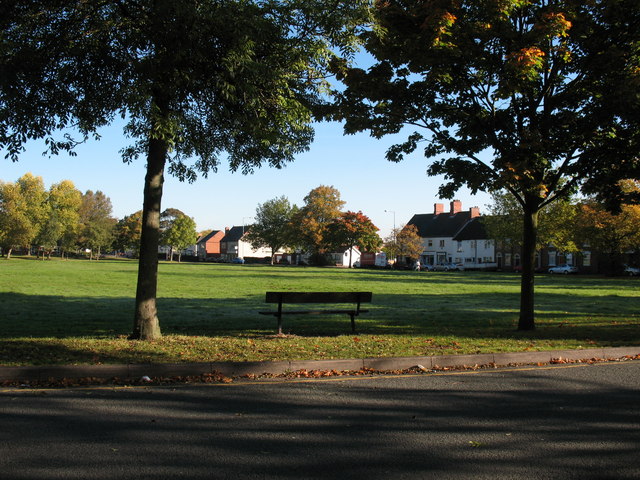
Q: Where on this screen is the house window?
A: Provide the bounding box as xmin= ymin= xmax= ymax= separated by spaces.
xmin=583 ymin=251 xmax=591 ymax=267
xmin=439 ymin=240 xmax=445 ymax=248
xmin=514 ymin=254 xmax=521 ymax=267
xmin=548 ymin=251 xmax=557 ymax=266
xmin=484 ymin=240 xmax=493 ymax=249
xmin=505 ymin=253 xmax=512 ymax=266
xmin=457 ymin=241 xmax=463 ymax=252
xmin=428 ymin=239 xmax=433 ymax=247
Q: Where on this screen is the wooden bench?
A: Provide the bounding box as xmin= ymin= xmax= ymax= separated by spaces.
xmin=258 ymin=291 xmax=372 ymax=335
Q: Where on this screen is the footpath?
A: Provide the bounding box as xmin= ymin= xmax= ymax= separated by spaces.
xmin=1 ymin=346 xmax=639 ymax=384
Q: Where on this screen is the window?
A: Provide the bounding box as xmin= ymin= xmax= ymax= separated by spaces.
xmin=484 ymin=240 xmax=493 ymax=249
xmin=583 ymin=251 xmax=591 ymax=267
xmin=548 ymin=251 xmax=556 ymax=266
xmin=439 ymin=239 xmax=445 ymax=248
xmin=428 ymin=239 xmax=433 ymax=247
xmin=514 ymin=254 xmax=521 ymax=267
xmin=505 ymin=253 xmax=512 ymax=266
xmin=457 ymin=241 xmax=463 ymax=252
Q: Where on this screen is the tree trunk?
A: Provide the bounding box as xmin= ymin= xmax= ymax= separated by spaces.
xmin=518 ymin=205 xmax=539 ymax=331
xmin=130 ymin=134 xmax=167 ymax=340
xmin=7 ymin=247 xmax=12 ymax=259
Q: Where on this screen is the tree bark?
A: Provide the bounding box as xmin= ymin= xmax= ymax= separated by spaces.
xmin=130 ymin=134 xmax=167 ymax=340
xmin=518 ymin=204 xmax=539 ymax=331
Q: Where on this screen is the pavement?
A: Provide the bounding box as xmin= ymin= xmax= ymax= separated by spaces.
xmin=1 ymin=346 xmax=639 ymax=383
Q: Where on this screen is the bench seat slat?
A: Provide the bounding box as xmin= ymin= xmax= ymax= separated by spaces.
xmin=265 ymin=292 xmax=372 ymax=304
xmin=259 ymin=309 xmax=370 ymax=316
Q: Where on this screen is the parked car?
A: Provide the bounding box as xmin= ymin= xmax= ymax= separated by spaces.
xmin=431 ymin=262 xmax=465 ymax=272
xmin=624 ymin=265 xmax=640 ymax=276
xmin=548 ymin=264 xmax=578 ymax=274
xmin=232 ymin=257 xmax=245 ymax=264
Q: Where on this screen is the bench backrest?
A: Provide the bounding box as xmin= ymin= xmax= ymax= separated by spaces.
xmin=265 ymin=292 xmax=372 ymax=304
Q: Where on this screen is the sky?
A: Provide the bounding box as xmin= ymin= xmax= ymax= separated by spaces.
xmin=1 ymin=119 xmax=493 ymax=239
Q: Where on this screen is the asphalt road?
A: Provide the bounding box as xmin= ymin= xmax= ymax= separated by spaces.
xmin=1 ymin=361 xmax=639 ymax=479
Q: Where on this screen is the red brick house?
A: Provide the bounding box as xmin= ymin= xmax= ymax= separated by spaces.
xmin=196 ymin=230 xmax=224 ymax=260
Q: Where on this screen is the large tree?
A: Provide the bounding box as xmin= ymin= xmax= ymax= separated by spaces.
xmin=37 ymin=180 xmax=82 ymax=259
xmin=245 ymin=196 xmax=297 ymax=264
xmin=292 ymin=185 xmax=346 ymax=260
xmin=385 ymin=224 xmax=424 ymax=264
xmin=78 ymin=190 xmax=116 ymax=260
xmin=575 ymin=198 xmax=640 ymax=274
xmin=326 ymin=210 xmax=382 ymax=267
xmin=0 ymin=173 xmax=47 ymax=258
xmin=159 ymin=208 xmax=187 ymax=261
xmin=1 ymin=1 xmax=372 ymax=339
xmin=114 ymin=210 xmax=143 ymax=254
xmin=162 ymin=214 xmax=197 ymax=262
xmin=331 ymin=0 xmax=639 ymax=330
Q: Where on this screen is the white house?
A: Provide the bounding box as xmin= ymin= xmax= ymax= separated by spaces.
xmin=407 ymin=200 xmax=497 ymax=269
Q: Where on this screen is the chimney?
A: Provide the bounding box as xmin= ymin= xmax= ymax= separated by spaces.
xmin=434 ymin=203 xmax=444 ymax=215
xmin=225 ymin=227 xmax=230 ymax=232
xmin=470 ymin=206 xmax=480 ymax=218
xmin=450 ymin=200 xmax=462 ymax=214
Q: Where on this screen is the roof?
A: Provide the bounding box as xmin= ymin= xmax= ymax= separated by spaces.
xmin=407 ymin=211 xmax=474 ymax=238
xmin=197 ymin=230 xmax=223 ymax=244
xmin=221 ymin=226 xmax=246 ymax=243
xmin=452 ymin=217 xmax=490 ymax=241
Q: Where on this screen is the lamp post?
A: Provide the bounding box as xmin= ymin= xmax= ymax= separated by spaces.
xmin=240 ymin=216 xmax=253 ymax=259
xmin=242 ymin=216 xmax=253 ymax=235
xmin=385 ymin=209 xmax=396 ymax=262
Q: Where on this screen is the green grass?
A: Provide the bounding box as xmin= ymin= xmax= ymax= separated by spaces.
xmin=1 ymin=256 xmax=639 ymax=366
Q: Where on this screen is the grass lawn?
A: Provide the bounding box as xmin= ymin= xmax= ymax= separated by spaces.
xmin=1 ymin=257 xmax=639 ymax=366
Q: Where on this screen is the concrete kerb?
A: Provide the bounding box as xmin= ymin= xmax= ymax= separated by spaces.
xmin=1 ymin=347 xmax=639 ymax=383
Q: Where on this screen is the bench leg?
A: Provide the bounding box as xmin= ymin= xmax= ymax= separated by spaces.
xmin=277 ymin=301 xmax=283 ymax=335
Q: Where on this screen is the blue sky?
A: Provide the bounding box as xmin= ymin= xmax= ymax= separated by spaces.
xmin=2 ymin=119 xmax=492 ymax=239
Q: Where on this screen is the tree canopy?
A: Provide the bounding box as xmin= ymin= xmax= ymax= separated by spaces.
xmin=292 ymin=185 xmax=346 ymax=257
xmin=331 ymin=0 xmax=640 ymax=329
xmin=1 ymin=0 xmax=373 ymax=339
xmin=162 ymin=214 xmax=197 ymax=262
xmin=326 ymin=210 xmax=382 ymax=267
xmin=245 ymin=196 xmax=297 ymax=264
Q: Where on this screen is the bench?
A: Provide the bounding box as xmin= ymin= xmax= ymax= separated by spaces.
xmin=258 ymin=291 xmax=373 ymax=335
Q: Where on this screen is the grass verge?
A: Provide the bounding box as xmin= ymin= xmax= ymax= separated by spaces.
xmin=1 ymin=257 xmax=638 ymax=366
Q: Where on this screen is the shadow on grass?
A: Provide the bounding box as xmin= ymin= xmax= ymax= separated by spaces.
xmin=1 ymin=289 xmax=638 ymax=340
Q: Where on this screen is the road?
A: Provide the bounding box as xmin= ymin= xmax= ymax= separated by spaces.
xmin=1 ymin=361 xmax=639 ymax=479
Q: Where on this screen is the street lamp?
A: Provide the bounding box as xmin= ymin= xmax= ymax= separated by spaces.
xmin=242 ymin=216 xmax=253 ymax=235
xmin=385 ymin=209 xmax=396 ymax=262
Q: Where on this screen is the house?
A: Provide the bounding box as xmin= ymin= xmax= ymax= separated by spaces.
xmin=329 ymin=246 xmax=362 ymax=268
xmin=407 ymin=200 xmax=496 ymax=269
xmin=196 ymin=230 xmax=225 ymax=260
xmin=452 ymin=217 xmax=496 ymax=269
xmin=220 ymin=226 xmax=276 ymax=261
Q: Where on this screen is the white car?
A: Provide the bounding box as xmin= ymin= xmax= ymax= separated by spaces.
xmin=548 ymin=264 xmax=578 ymax=274
xmin=624 ymin=265 xmax=640 ymax=276
xmin=431 ymin=262 xmax=465 ymax=272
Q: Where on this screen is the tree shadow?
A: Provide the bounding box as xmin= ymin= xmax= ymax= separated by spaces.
xmin=2 ymin=366 xmax=639 ymax=478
